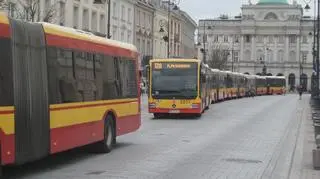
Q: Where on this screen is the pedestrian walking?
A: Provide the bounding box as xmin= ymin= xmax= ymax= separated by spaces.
xmin=250 ymin=86 xmax=255 ymax=98
xmin=297 ymin=85 xmax=303 ymax=100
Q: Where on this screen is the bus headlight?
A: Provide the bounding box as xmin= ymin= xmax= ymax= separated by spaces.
xmin=191 ymin=104 xmax=199 ymax=109
xmin=149 ymin=103 xmax=156 ymax=108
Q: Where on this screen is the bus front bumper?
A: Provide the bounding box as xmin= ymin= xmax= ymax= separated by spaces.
xmin=149 ymin=107 xmax=202 ymax=114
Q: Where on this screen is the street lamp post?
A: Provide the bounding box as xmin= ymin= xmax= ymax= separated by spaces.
xmin=259 ymin=57 xmax=267 ymax=76
xmin=159 ymin=0 xmax=180 ymax=58
xmin=107 ymin=0 xmax=111 ymax=39
xmin=93 ymin=0 xmax=111 ymax=38
xmin=198 ymin=22 xmax=212 ymax=64
xmin=231 ymin=38 xmax=234 ymax=72
xmin=317 ymin=0 xmax=320 ymax=96
xmin=311 ymin=0 xmax=318 ymax=97
xmin=260 ymin=47 xmax=270 ymax=76
xmin=202 ymin=21 xmax=207 ymax=63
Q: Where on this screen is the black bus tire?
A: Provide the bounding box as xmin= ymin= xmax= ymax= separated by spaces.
xmin=153 ymin=113 xmax=161 ymax=119
xmin=95 ymin=115 xmax=115 ymax=153
xmin=195 ymin=113 xmax=202 ymax=118
xmin=0 ymin=143 xmax=2 ymax=178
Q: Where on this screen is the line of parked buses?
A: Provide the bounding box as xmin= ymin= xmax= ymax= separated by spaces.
xmin=0 ymin=12 xmax=286 ymax=175
xmin=147 ymin=58 xmax=286 ymax=118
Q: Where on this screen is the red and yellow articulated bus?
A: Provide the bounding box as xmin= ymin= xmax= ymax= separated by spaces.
xmin=0 ymin=13 xmax=140 ymax=173
xmin=266 ymin=76 xmax=286 ymax=95
xmin=147 ymin=59 xmax=211 ymax=118
xmin=255 ymin=75 xmax=268 ymax=95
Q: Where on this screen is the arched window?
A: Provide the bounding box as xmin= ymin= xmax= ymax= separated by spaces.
xmin=300 ymin=73 xmax=308 ymax=91
xmin=278 ymin=50 xmax=284 ymax=62
xmin=267 ymin=50 xmax=273 ymax=62
xmin=264 ymin=12 xmax=278 ymax=20
xmin=289 ymin=51 xmax=296 ymax=61
xmin=256 ymin=49 xmax=263 ymax=61
xmin=244 ymin=50 xmax=251 ymax=61
xmin=288 ymin=73 xmax=295 ymax=91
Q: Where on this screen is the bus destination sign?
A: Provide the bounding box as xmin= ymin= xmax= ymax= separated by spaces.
xmin=153 ymin=63 xmax=193 ymax=69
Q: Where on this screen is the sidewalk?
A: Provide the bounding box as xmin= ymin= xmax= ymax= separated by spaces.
xmin=288 ymin=95 xmax=320 ymax=179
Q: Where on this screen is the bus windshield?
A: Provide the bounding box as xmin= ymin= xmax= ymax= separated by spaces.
xmin=267 ymin=78 xmax=285 ymax=87
xmin=151 ymin=62 xmax=198 ymax=99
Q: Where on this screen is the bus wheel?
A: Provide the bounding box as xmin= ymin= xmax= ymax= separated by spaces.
xmin=0 ymin=144 xmax=2 ymax=178
xmin=153 ymin=113 xmax=161 ymax=119
xmin=96 ymin=115 xmax=115 ymax=153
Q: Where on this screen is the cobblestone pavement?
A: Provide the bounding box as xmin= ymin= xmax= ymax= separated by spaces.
xmin=4 ymin=94 xmax=320 ymax=179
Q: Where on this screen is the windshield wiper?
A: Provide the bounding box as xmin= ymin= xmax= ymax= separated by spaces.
xmin=153 ymin=90 xmax=181 ymax=93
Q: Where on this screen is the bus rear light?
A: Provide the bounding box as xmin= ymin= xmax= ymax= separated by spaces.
xmin=191 ymin=104 xmax=200 ymax=109
xmin=149 ymin=103 xmax=156 ymax=108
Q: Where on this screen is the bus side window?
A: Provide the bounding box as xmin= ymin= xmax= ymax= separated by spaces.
xmin=114 ymin=57 xmax=122 ymax=97
xmin=101 ymin=56 xmax=118 ymax=99
xmin=47 ymin=47 xmax=81 ymax=104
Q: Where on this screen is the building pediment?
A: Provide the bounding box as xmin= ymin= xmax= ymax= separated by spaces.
xmin=264 ymin=12 xmax=278 ymax=20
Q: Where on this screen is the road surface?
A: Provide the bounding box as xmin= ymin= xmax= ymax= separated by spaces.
xmin=4 ymin=94 xmax=313 ymax=179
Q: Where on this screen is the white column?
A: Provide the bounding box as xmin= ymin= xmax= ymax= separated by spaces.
xmin=296 ymin=35 xmax=300 ymax=62
xmin=264 ymin=42 xmax=267 ymax=62
xmin=240 ymin=35 xmax=244 ymax=61
xmin=308 ymin=38 xmax=313 ymax=64
xmin=285 ymin=35 xmax=289 ymax=61
xmin=274 ymin=35 xmax=277 ymax=62
xmin=251 ymin=35 xmax=256 ymax=61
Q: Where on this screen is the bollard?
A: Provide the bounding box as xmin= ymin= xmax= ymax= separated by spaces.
xmin=313 ymin=135 xmax=320 ymax=170
xmin=314 ymin=120 xmax=320 ymax=125
xmin=313 ymin=116 xmax=320 ymax=121
xmin=314 ymin=124 xmax=320 ymax=139
xmin=313 ymin=114 xmax=320 ymax=118
xmin=313 ymin=114 xmax=320 ymax=117
xmin=312 ymin=113 xmax=320 ymax=119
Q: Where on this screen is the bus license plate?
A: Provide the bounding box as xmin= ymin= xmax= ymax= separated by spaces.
xmin=169 ymin=110 xmax=180 ymax=113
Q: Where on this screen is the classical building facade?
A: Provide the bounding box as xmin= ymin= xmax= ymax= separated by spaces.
xmin=2 ymin=0 xmax=196 ymax=67
xmin=110 ymin=0 xmax=135 ymax=43
xmin=152 ymin=0 xmax=196 ymax=59
xmin=152 ymin=0 xmax=168 ymax=59
xmin=198 ymin=0 xmax=314 ymax=91
xmin=180 ymin=10 xmax=197 ymax=58
xmin=1 ymin=0 xmax=109 ymax=35
xmin=134 ymin=0 xmax=155 ymax=69
xmin=167 ymin=4 xmax=182 ymax=57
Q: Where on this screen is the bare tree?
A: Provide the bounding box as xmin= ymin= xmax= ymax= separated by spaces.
xmin=0 ymin=0 xmax=61 ymax=23
xmin=207 ymin=43 xmax=230 ymax=70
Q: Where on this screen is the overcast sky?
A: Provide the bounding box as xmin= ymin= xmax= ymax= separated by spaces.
xmin=179 ymin=0 xmax=315 ymax=23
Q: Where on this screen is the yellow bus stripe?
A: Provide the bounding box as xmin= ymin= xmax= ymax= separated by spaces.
xmin=0 ymin=98 xmax=139 ymax=135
